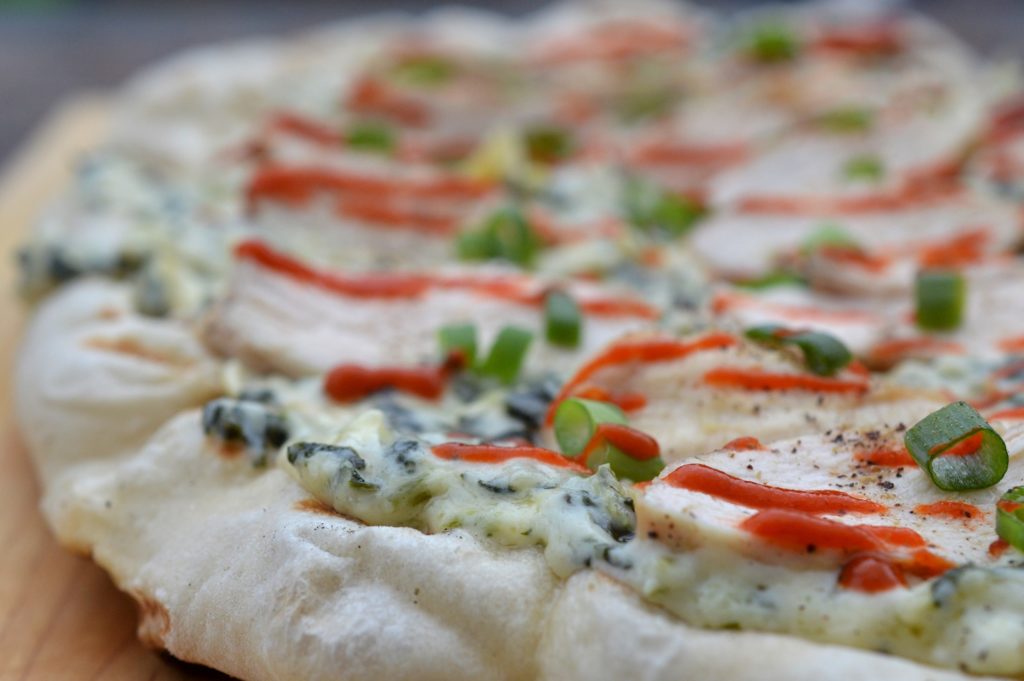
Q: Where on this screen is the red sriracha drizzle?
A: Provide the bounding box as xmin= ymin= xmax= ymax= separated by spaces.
xmin=812 ymin=22 xmax=905 ymax=57
xmin=573 ymin=386 xmax=648 ymax=413
xmin=933 ymin=432 xmax=983 ymax=457
xmin=997 ymin=499 xmax=1024 ymax=514
xmin=739 ymin=510 xmax=954 ymax=586
xmin=347 ymin=76 xmax=431 ymax=126
xmin=741 ymin=510 xmax=884 ymax=552
xmin=324 ymin=352 xmax=465 ymax=403
xmin=989 ymin=539 xmax=1010 ymax=558
xmin=654 ymin=462 xmax=957 ymax=591
xmin=914 ymin=501 xmax=982 ymax=521
xmin=325 ymin=364 xmax=448 ymax=402
xmin=431 ymin=442 xmax=589 ymax=474
xmin=578 ymin=423 xmax=660 ymax=468
xmin=664 ymin=464 xmax=886 ymax=514
xmin=723 ymin=436 xmax=764 ymax=451
xmin=838 ymin=554 xmax=907 ymax=593
xmin=854 ymin=448 xmax=916 ymax=467
xmin=234 ymin=239 xmax=659 ymax=317
xmin=988 ymin=406 xmax=1024 ymax=421
xmin=236 ymin=240 xmax=431 ymax=298
xmin=545 ymin=333 xmax=738 ymax=425
xmin=702 ymin=367 xmax=869 ymax=394
xmin=246 ymin=164 xmax=493 ymax=211
xmin=267 ymin=111 xmax=343 ymax=146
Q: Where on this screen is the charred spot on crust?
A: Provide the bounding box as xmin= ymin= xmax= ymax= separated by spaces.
xmin=294 ymin=498 xmax=343 ymax=516
xmin=131 ymin=590 xmax=171 ymax=650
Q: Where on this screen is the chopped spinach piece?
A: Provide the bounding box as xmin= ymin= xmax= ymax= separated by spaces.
xmin=203 ymin=397 xmax=290 ymax=467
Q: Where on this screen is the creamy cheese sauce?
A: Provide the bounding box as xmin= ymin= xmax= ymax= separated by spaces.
xmin=286 ymin=410 xmax=635 ymax=577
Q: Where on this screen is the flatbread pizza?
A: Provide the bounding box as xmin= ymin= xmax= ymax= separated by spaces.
xmin=15 ymin=2 xmax=1024 ymax=679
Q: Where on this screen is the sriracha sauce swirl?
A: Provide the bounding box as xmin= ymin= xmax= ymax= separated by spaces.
xmin=579 ymin=423 xmax=661 ymax=467
xmin=664 ymin=463 xmax=886 ymax=514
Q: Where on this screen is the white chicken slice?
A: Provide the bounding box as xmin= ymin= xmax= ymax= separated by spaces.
xmin=202 ymin=240 xmax=659 ymax=378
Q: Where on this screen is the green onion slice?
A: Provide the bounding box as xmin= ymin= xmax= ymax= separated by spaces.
xmin=744 ymin=324 xmax=852 ymax=377
xmin=606 ymin=448 xmax=665 ymax=482
xmin=478 ymin=326 xmax=533 ymax=385
xmin=489 ymin=208 xmax=540 ymax=266
xmin=524 ymin=125 xmax=573 ymax=164
xmin=456 ymin=208 xmax=541 ymax=267
xmin=544 ymin=290 xmax=582 ymax=348
xmin=817 ymin=107 xmax=874 ymax=134
xmin=735 ymin=271 xmax=807 ymax=290
xmin=438 ymin=323 xmax=477 ymax=365
xmin=843 ymin=155 xmax=884 ymax=182
xmin=455 ymin=229 xmax=493 ymax=261
xmin=904 ymin=401 xmax=1008 ymax=491
xmin=624 ymin=178 xmax=705 ymax=239
xmin=390 ymin=55 xmax=456 ymax=87
xmin=617 ymin=88 xmax=677 ymax=123
xmin=744 ymin=24 xmax=800 ymax=63
xmin=345 ymin=121 xmax=395 ymax=154
xmin=916 ymin=269 xmax=965 ymax=332
xmin=800 ymin=223 xmax=859 ymax=255
xmin=996 ymin=487 xmax=1024 ymax=552
xmin=553 ymin=398 xmax=627 ymax=457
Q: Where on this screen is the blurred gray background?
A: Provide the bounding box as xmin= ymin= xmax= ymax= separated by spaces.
xmin=1 ymin=0 xmax=1023 ymax=164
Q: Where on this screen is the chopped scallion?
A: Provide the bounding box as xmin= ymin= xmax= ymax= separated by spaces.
xmin=456 ymin=207 xmax=542 ymax=267
xmin=477 ymin=326 xmax=534 ymax=385
xmin=916 ymin=269 xmax=965 ymax=331
xmin=735 ymin=271 xmax=807 ymax=290
xmin=800 ymin=223 xmax=859 ymax=255
xmin=744 ymin=324 xmax=852 ymax=376
xmin=553 ymin=398 xmax=627 ymax=457
xmin=345 ymin=121 xmax=395 ymax=154
xmin=904 ymin=401 xmax=1008 ymax=491
xmin=544 ymin=290 xmax=582 ymax=348
xmin=818 ymin=107 xmax=874 ymax=134
xmin=391 ymin=55 xmax=456 ymax=87
xmin=606 ymin=446 xmax=665 ymax=482
xmin=996 ymin=487 xmax=1024 ymax=553
xmin=744 ymin=24 xmax=800 ymax=63
xmin=617 ymin=88 xmax=677 ymax=123
xmin=524 ymin=125 xmax=573 ymax=164
xmin=438 ymin=323 xmax=478 ymax=365
xmin=624 ymin=178 xmax=705 ymax=239
xmin=843 ymin=155 xmax=884 ymax=182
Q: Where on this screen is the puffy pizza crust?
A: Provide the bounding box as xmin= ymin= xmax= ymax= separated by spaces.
xmin=15 ymin=279 xmax=222 ymax=481
xmin=14 ymin=2 xmax=1016 ymax=679
xmin=16 ymin=279 xmax=997 ymax=681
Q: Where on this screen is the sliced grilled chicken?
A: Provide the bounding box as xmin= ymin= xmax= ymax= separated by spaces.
xmin=543 ymin=330 xmax=944 ymax=462
xmin=202 ymin=239 xmax=659 ymax=378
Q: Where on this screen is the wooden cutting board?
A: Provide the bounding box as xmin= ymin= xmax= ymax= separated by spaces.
xmin=0 ymin=97 xmax=230 ymax=681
